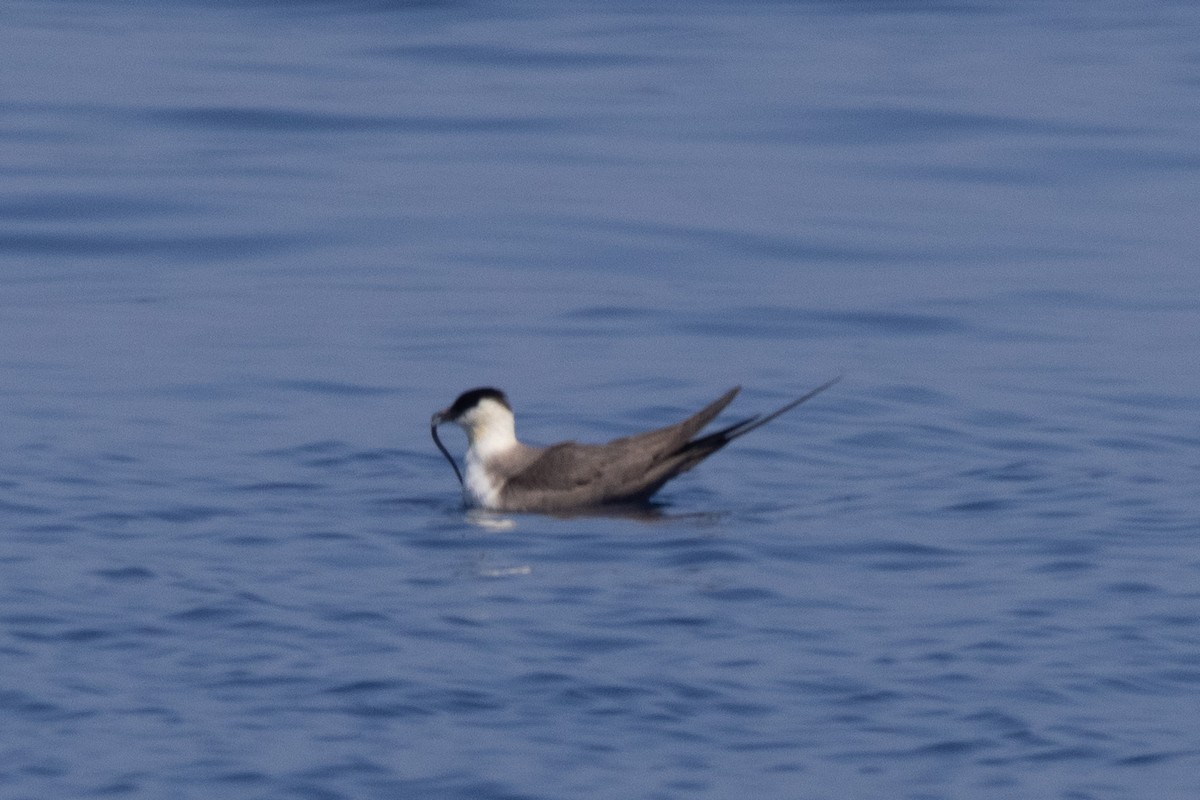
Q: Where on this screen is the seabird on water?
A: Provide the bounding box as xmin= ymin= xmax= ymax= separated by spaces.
xmin=431 ymin=377 xmax=839 ymax=513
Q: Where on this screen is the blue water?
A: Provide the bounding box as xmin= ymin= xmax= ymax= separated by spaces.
xmin=3 ymin=1 xmax=1200 ymax=798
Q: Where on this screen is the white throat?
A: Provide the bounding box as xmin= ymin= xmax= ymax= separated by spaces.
xmin=458 ymin=399 xmax=519 ymax=509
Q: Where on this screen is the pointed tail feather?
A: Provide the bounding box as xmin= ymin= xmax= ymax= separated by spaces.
xmin=680 ymin=376 xmax=841 ymax=453
xmin=720 ymin=375 xmax=841 ymax=441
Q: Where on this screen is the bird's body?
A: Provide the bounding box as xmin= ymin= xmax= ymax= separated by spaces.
xmin=431 ymin=379 xmax=838 ymax=513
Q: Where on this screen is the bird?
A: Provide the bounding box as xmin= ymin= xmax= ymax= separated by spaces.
xmin=430 ymin=377 xmax=839 ymax=513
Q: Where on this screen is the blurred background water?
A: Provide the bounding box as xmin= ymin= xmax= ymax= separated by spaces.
xmin=2 ymin=1 xmax=1199 ymax=798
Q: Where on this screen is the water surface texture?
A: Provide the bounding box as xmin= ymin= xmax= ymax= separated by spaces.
xmin=3 ymin=1 xmax=1200 ymax=798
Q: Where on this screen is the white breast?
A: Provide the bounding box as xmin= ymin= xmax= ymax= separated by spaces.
xmin=463 ymin=450 xmax=503 ymax=509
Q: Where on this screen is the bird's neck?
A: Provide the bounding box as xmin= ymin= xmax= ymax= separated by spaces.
xmin=466 ymin=417 xmax=519 ymax=462
xmin=462 ymin=418 xmax=517 ymax=509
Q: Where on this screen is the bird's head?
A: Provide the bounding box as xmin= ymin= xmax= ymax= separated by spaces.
xmin=431 ymin=387 xmax=515 ymax=447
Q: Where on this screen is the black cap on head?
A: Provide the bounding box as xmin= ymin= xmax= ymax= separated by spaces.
xmin=445 ymin=387 xmax=510 ymax=419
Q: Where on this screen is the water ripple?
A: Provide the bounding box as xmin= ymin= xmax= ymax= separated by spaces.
xmin=3 ymin=2 xmax=1199 ymax=799
xmin=388 ymin=43 xmax=663 ymax=69
xmin=143 ymin=106 xmax=563 ymax=135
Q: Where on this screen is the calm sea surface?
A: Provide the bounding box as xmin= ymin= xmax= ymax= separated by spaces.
xmin=3 ymin=1 xmax=1200 ymax=798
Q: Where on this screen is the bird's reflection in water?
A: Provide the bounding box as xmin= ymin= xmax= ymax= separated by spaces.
xmin=466 ymin=502 xmax=724 ymax=529
xmin=460 ymin=501 xmax=726 ymax=580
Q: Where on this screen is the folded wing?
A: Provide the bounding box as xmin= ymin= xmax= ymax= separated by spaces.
xmin=500 ymin=387 xmax=745 ymax=511
xmin=497 ymin=377 xmax=839 ymax=512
